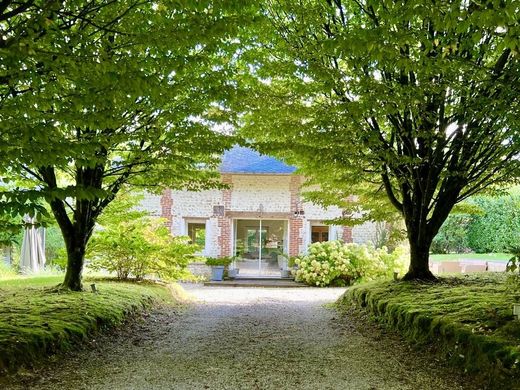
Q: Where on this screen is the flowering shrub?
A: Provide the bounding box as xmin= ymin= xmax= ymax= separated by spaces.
xmin=294 ymin=241 xmax=407 ymax=287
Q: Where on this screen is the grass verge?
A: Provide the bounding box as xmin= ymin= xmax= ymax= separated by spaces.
xmin=337 ymin=274 xmax=520 ymax=388
xmin=0 ymin=275 xmax=179 ymax=373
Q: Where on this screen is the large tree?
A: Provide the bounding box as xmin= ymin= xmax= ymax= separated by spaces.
xmin=239 ymin=0 xmax=520 ymax=280
xmin=1 ymin=1 xmax=252 ymax=290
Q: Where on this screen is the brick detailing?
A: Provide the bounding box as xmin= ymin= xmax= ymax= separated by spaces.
xmin=289 ymin=175 xmax=303 ymax=256
xmin=342 ymin=226 xmax=353 ymax=243
xmin=218 ymin=174 xmax=233 ymax=257
xmin=160 ymin=189 xmax=173 ymax=231
xmin=289 ymin=219 xmax=303 ymax=256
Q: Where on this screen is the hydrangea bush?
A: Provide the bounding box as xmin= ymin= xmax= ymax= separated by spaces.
xmin=294 ymin=241 xmax=407 ymax=287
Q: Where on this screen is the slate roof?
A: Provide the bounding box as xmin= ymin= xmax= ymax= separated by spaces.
xmin=220 ymin=146 xmax=296 ymax=174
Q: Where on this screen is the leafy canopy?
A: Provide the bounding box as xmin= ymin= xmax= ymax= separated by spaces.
xmin=1 ymin=1 xmax=250 ymax=212
xmin=237 ymin=0 xmax=519 ymax=279
xmin=0 ymin=0 xmax=258 ymax=288
xmin=239 ymin=0 xmax=520 ymax=230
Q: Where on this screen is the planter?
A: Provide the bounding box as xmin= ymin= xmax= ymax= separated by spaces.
xmin=210 ymin=266 xmax=225 ymax=281
xmin=228 ymin=269 xmax=239 ymax=279
xmin=280 ymin=269 xmax=291 ymax=278
xmin=277 ymin=254 xmax=288 ymax=269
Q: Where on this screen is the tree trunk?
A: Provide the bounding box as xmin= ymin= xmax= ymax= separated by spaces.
xmin=39 ymin=163 xmax=108 ymax=292
xmin=61 ymin=236 xmax=86 ymax=291
xmin=402 ymin=234 xmax=436 ymax=281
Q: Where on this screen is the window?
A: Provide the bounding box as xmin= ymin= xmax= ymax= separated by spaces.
xmin=187 ymin=223 xmax=206 ymax=247
xmin=311 ymin=226 xmax=329 ymax=243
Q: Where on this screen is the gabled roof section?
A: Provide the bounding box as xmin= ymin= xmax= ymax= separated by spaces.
xmin=220 ymin=146 xmax=296 ymax=174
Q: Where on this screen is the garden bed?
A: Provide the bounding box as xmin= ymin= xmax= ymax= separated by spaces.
xmin=337 ymin=274 xmax=520 ymax=388
xmin=0 ymin=275 xmax=177 ymax=373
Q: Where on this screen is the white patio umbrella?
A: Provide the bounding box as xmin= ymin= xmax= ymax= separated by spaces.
xmin=20 ymin=216 xmax=46 ymax=273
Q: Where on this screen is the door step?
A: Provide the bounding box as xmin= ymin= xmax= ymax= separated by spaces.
xmin=235 ymin=276 xmax=293 ymax=281
xmin=204 ymin=278 xmax=306 ymax=288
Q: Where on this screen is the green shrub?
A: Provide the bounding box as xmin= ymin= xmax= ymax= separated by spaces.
xmin=87 ymin=192 xmax=198 ymax=281
xmin=373 ymin=221 xmax=406 ymax=252
xmin=294 ymin=241 xmax=407 ymax=287
xmin=44 ymin=225 xmax=66 ymax=266
xmin=51 ymin=247 xmax=68 ymax=271
xmin=205 ymin=257 xmax=233 ymax=267
xmin=287 ymin=255 xmax=298 ymax=268
xmin=467 ymin=194 xmax=520 ymax=253
xmin=88 ymin=219 xmax=197 ymax=281
xmin=504 ymin=246 xmax=520 ymax=297
xmin=0 ymin=262 xmax=16 ymax=279
xmin=431 ymin=214 xmax=471 ymax=254
xmin=429 ymin=192 xmax=520 ymax=254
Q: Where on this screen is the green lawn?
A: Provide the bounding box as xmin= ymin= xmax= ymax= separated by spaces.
xmin=0 ymin=275 xmax=179 ymax=373
xmin=339 ymin=275 xmax=520 ymax=387
xmin=430 ymin=253 xmax=510 ymax=262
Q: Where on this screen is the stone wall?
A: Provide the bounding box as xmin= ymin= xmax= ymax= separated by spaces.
xmin=138 ymin=192 xmax=162 ymax=216
xmin=187 ymin=262 xmax=212 ymax=279
xmin=230 ymin=175 xmax=291 ymax=212
xmin=352 ymin=221 xmax=378 ymax=245
xmin=163 ymin=188 xmax=222 ymax=257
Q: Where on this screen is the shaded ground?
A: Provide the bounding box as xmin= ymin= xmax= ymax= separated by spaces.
xmin=2 ymin=284 xmax=482 ymax=389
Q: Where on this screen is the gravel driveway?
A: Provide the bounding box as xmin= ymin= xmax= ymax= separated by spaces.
xmin=4 ymin=284 xmax=479 ymax=390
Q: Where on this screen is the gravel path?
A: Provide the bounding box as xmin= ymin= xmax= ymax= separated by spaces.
xmin=4 ymin=284 xmax=480 ymax=390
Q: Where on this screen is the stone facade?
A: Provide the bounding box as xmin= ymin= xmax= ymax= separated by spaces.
xmin=142 ymin=174 xmax=377 ymax=259
xmin=187 ymin=262 xmax=212 ymax=279
xmin=139 ymin=192 xmax=162 ymax=216
xmin=352 ymin=221 xmax=378 ymax=245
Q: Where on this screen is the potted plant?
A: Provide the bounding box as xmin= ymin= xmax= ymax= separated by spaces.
xmin=205 ymin=257 xmax=232 ymax=281
xmin=288 ymin=256 xmax=299 ymax=277
xmin=276 ymin=252 xmax=292 ymax=278
xmin=228 ymin=256 xmax=240 ymax=279
xmin=228 ymin=268 xmax=239 ymax=279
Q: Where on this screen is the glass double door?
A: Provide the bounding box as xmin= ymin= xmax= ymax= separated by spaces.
xmin=234 ymin=219 xmax=287 ymax=276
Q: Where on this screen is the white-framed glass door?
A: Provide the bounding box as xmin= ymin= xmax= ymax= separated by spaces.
xmin=233 ymin=219 xmax=287 ymax=276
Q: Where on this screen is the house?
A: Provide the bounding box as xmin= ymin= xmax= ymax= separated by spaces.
xmin=141 ymin=146 xmax=377 ymax=277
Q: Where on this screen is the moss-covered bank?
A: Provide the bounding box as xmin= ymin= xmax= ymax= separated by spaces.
xmin=0 ymin=275 xmax=178 ymax=373
xmin=337 ymin=275 xmax=520 ymax=388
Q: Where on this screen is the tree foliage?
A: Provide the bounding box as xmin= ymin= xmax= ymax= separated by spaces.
xmin=0 ymin=214 xmax=21 ymax=247
xmin=0 ymin=1 xmax=254 ymax=289
xmin=239 ymin=0 xmax=520 ymax=279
